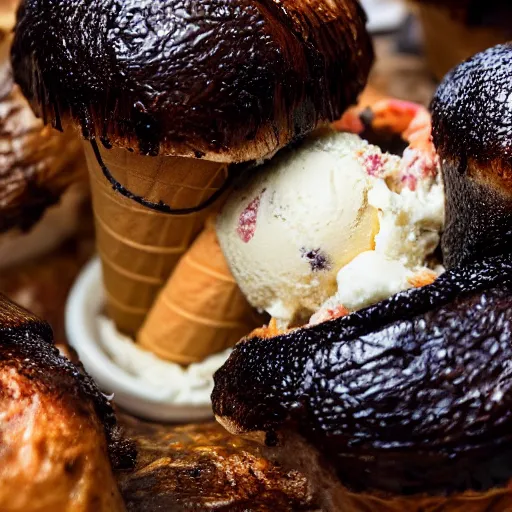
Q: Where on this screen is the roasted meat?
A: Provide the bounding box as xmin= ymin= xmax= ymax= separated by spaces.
xmin=0 ymin=294 xmax=134 ymax=511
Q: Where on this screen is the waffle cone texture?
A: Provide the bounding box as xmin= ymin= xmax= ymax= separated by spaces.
xmin=85 ymin=143 xmax=227 ymax=336
xmin=137 ymin=217 xmax=258 ymax=365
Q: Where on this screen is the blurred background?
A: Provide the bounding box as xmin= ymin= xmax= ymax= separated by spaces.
xmin=361 ymin=0 xmax=511 ymax=87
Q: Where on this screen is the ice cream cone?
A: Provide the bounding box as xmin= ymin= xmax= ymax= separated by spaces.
xmin=84 ymin=143 xmax=228 ymax=336
xmin=137 ymin=217 xmax=259 ymax=365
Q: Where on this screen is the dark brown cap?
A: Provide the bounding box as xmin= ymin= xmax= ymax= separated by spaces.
xmin=11 ymin=0 xmax=373 ymax=162
xmin=431 ymin=43 xmax=512 ymax=267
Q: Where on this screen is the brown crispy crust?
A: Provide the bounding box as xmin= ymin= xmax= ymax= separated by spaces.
xmin=414 ymin=0 xmax=512 ymax=28
xmin=431 ymin=43 xmax=512 ymax=268
xmin=11 ymin=0 xmax=373 ymax=162
xmin=0 ymin=25 xmax=87 ymax=233
xmin=213 ymin=255 xmax=512 ymax=500
xmin=0 ymin=294 xmax=135 ymax=510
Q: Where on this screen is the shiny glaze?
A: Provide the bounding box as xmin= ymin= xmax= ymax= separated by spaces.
xmin=213 ymin=255 xmax=512 ymax=495
xmin=0 ymin=294 xmax=135 ymax=471
xmin=431 ymin=43 xmax=512 ymax=268
xmin=11 ymin=0 xmax=373 ymax=162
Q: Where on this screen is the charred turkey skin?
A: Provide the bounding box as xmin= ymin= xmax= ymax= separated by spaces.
xmin=11 ymin=0 xmax=373 ymax=162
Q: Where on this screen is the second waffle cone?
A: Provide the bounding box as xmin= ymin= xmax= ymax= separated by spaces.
xmin=84 ymin=143 xmax=227 ymax=336
xmin=137 ymin=217 xmax=259 ymax=365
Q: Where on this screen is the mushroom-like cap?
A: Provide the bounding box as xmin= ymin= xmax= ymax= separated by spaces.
xmin=11 ymin=0 xmax=373 ymax=162
xmin=212 ymin=255 xmax=512 ymax=498
xmin=431 ymin=43 xmax=512 ymax=268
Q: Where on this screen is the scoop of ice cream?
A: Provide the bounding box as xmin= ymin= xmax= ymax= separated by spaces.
xmin=217 ymin=131 xmax=400 ymax=325
xmin=313 ymin=251 xmax=413 ymax=317
xmin=217 ymin=128 xmax=444 ymax=327
xmin=309 ymin=251 xmax=439 ymax=325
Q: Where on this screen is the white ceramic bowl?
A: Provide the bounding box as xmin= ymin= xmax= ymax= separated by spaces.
xmin=65 ymin=257 xmax=217 ymax=422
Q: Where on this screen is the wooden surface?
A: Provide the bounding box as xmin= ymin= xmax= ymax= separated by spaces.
xmin=0 ymin=34 xmax=438 ymax=511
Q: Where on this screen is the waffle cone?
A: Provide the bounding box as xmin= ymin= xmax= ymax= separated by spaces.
xmin=137 ymin=217 xmax=259 ymax=365
xmin=84 ymin=143 xmax=228 ymax=335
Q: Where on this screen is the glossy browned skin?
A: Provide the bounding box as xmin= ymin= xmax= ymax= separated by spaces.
xmin=0 ymin=295 xmax=135 ymax=511
xmin=213 ymin=256 xmax=512 ymax=497
xmin=431 ymin=42 xmax=512 ymax=268
xmin=0 ymin=11 xmax=87 ymax=233
xmin=11 ymin=0 xmax=373 ymax=162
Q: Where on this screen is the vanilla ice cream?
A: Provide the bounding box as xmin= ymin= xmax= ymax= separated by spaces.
xmin=217 ymin=131 xmax=385 ymax=326
xmin=217 ymin=129 xmax=444 ymax=327
xmin=98 ymin=316 xmax=231 ymax=405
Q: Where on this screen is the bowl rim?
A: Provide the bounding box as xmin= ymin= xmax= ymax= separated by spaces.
xmin=65 ymin=257 xmax=215 ymax=423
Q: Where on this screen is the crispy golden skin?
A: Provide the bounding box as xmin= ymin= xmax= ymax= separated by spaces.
xmin=0 ymin=295 xmax=134 ymax=511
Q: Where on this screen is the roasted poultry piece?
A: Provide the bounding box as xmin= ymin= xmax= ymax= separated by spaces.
xmin=0 ymin=0 xmax=86 ymax=235
xmin=0 ymin=294 xmax=134 ymax=511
